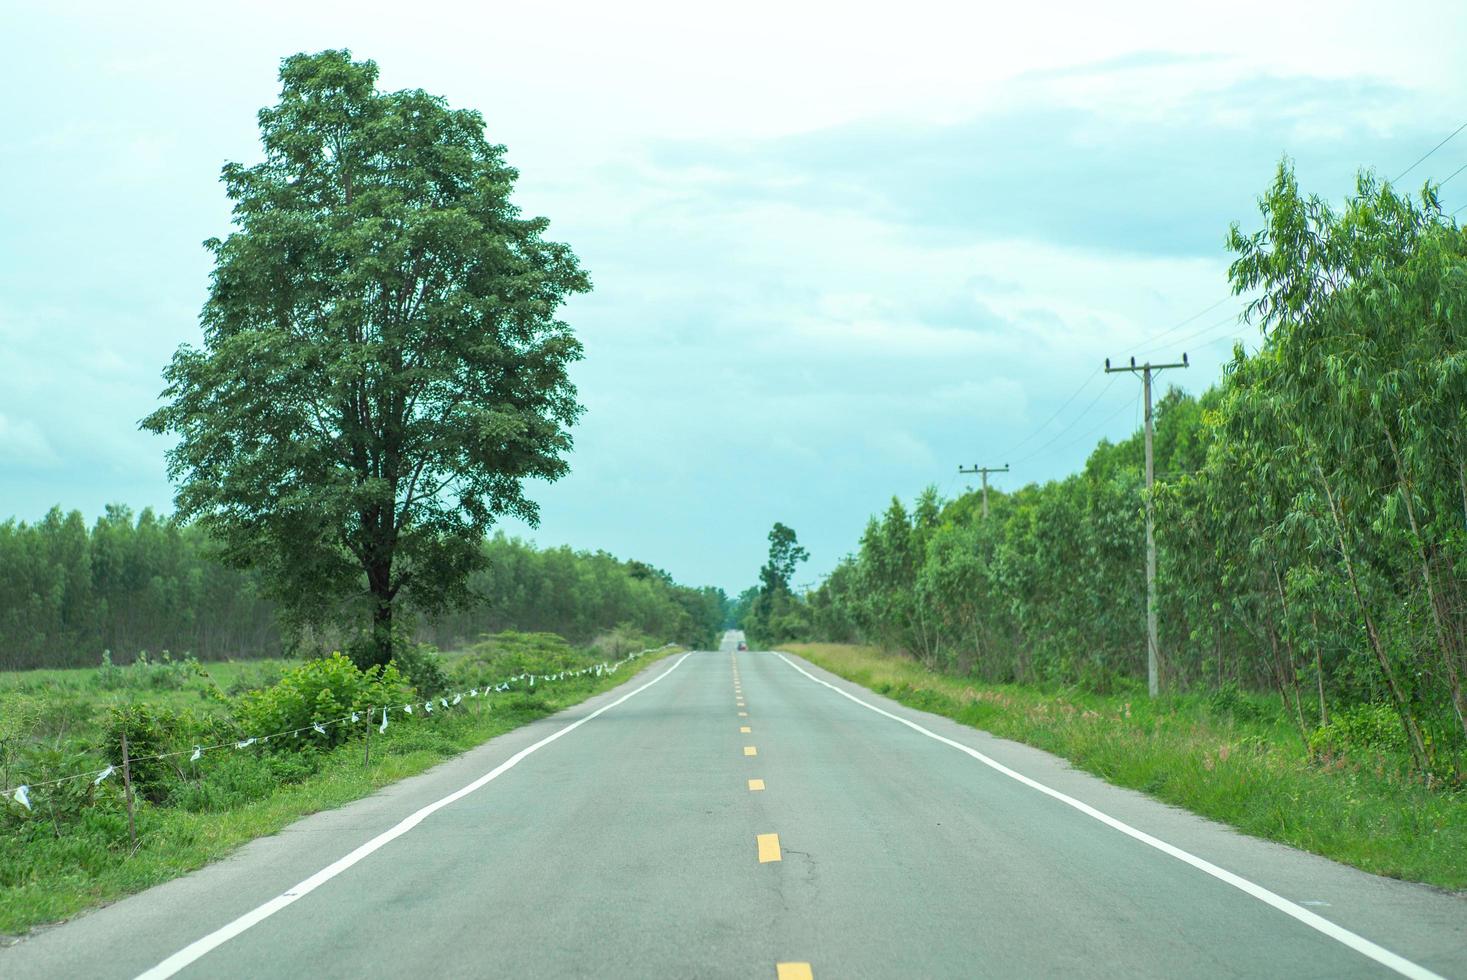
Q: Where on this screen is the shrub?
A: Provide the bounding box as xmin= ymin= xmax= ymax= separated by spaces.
xmin=100 ymin=703 xmax=201 ymax=804
xmin=233 ymin=653 xmax=411 ymax=749
xmin=454 ymin=631 xmax=583 ymax=687
xmin=223 ymin=660 xmax=288 ymax=696
xmin=96 ymin=650 xmax=203 ymax=691
xmin=391 ymin=643 xmax=450 ymax=697
xmin=1309 ymin=702 xmax=1409 ymax=761
xmin=589 ymin=624 xmax=655 ymax=660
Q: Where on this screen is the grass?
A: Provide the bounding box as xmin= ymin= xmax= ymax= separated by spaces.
xmin=0 ymin=646 xmax=676 ymax=936
xmin=782 ymin=642 xmax=1467 ymax=892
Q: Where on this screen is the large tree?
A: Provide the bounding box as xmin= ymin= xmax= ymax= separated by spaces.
xmin=144 ymin=50 xmax=590 ymax=666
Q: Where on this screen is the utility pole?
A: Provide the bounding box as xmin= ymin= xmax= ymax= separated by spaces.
xmin=958 ymin=464 xmax=1009 ymax=519
xmin=1104 ymin=353 xmax=1188 ymax=698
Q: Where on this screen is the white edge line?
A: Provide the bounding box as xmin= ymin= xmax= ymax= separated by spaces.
xmin=135 ymin=652 xmax=694 ymax=980
xmin=774 ymin=652 xmax=1444 ymax=980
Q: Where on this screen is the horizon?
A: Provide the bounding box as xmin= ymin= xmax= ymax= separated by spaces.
xmin=4 ymin=1 xmax=1467 ymax=595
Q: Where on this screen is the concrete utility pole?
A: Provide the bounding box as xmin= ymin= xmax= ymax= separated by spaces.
xmin=1104 ymin=354 xmax=1188 ymax=698
xmin=958 ymin=464 xmax=1009 ymax=519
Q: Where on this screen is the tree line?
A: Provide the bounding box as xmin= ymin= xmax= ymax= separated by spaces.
xmin=777 ymin=163 xmax=1467 ymax=778
xmin=0 ymin=506 xmax=723 ymax=670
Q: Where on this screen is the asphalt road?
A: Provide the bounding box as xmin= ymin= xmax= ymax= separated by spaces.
xmin=4 ymin=632 xmax=1464 ymax=979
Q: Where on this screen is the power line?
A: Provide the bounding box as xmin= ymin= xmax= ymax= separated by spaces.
xmin=1135 ymin=295 xmax=1233 ymax=351
xmin=1145 ymin=309 xmax=1245 ymax=358
xmin=985 ymin=125 xmax=1467 ymax=490
xmin=1437 ymin=161 xmax=1467 ymax=189
xmin=1048 ymin=389 xmax=1141 ymax=458
xmin=1010 ymin=375 xmax=1118 ymax=466
xmin=998 ymin=366 xmax=1101 ymax=458
xmin=1392 ymin=120 xmax=1467 ymax=184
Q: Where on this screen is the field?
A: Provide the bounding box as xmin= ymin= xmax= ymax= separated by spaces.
xmin=0 ymin=637 xmax=676 ymax=936
xmin=782 ymin=642 xmax=1467 ymax=892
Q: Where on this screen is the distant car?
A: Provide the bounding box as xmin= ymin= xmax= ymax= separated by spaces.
xmin=737 ymin=641 xmax=748 ymax=651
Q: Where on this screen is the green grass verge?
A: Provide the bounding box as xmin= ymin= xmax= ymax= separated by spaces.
xmin=782 ymin=642 xmax=1467 ymax=892
xmin=0 ymin=650 xmax=675 ymax=936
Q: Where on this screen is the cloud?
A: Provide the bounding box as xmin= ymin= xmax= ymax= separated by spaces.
xmin=0 ymin=413 xmax=59 ymax=468
xmin=642 ymin=69 xmax=1430 ymax=259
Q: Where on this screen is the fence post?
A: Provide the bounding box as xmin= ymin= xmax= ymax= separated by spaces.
xmin=364 ymin=707 xmax=372 ymax=768
xmin=120 ymin=729 xmax=138 ymax=852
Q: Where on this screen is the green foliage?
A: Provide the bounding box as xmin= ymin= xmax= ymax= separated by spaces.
xmin=233 ymin=654 xmax=411 ymax=748
xmin=97 ymin=650 xmax=204 ymax=691
xmin=791 ymin=642 xmax=1467 ymax=890
xmin=423 ymin=534 xmax=723 ymax=651
xmin=141 ymin=49 xmax=591 ymax=668
xmin=390 ymin=643 xmax=450 ymax=697
xmin=0 ymin=514 xmax=717 ymax=670
xmin=758 ymin=522 xmax=809 ymax=595
xmin=1309 ymin=703 xmax=1411 ymax=762
xmin=797 ymin=160 xmax=1467 ymax=779
xmin=0 ymin=641 xmax=670 ymax=935
xmin=746 ymin=523 xmax=812 ymax=645
xmin=452 ymin=631 xmax=582 ymax=683
xmin=101 ymin=703 xmax=195 ymax=803
xmin=0 ymin=506 xmax=279 ymax=670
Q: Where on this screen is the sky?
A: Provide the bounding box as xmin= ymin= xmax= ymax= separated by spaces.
xmin=3 ymin=0 xmax=1467 ymax=595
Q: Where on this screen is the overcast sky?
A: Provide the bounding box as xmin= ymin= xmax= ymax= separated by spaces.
xmin=3 ymin=0 xmax=1466 ymax=593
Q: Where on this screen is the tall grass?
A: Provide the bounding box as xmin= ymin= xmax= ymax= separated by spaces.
xmin=783 ymin=643 xmax=1467 ymax=891
xmin=0 ymin=645 xmax=674 ymax=935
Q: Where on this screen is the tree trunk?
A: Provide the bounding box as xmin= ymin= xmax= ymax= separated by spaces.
xmin=1382 ymin=421 xmax=1467 ymax=741
xmin=1316 ymin=464 xmax=1430 ymax=771
xmin=1310 ymin=609 xmax=1328 ymax=728
xmin=1271 ymin=565 xmax=1309 ymax=743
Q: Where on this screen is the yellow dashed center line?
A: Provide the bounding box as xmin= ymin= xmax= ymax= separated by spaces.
xmin=776 ymin=964 xmax=813 ymax=980
xmin=748 ymin=778 xmax=765 ymax=791
xmin=740 ymin=726 xmax=751 ymax=733
xmin=756 ymin=833 xmax=781 ymax=863
xmin=744 ymin=746 xmax=757 ymax=756
xmin=738 ymin=711 xmax=748 ymax=717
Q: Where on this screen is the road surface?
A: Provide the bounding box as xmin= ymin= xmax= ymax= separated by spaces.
xmin=3 ymin=632 xmax=1463 ymax=978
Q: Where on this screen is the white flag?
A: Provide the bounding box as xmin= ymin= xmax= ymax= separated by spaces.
xmin=379 ymin=708 xmax=389 ymax=733
xmin=424 ymin=701 xmax=433 ymax=713
xmin=351 ymin=711 xmax=359 ymax=723
xmin=470 ymin=689 xmax=478 ymax=697
xmin=440 ymin=698 xmax=448 ymax=708
xmin=312 ymin=722 xmax=327 ymax=735
xmin=236 ymin=738 xmax=256 ymax=748
xmin=530 ymin=675 xmax=535 ymax=687
xmin=404 ymin=704 xmax=413 ymax=715
xmin=452 ymin=695 xmax=462 ymax=706
xmin=94 ymin=765 xmax=115 ymax=786
xmin=14 ymin=785 xmax=30 ymax=810
xmin=190 ymin=745 xmax=202 ymax=762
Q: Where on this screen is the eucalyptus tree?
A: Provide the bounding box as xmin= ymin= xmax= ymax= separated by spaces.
xmin=145 ymin=51 xmax=590 ymax=666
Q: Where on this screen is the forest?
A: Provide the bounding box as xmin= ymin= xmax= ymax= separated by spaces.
xmin=0 ymin=507 xmax=724 ymax=670
xmin=774 ymin=164 xmax=1467 ymax=780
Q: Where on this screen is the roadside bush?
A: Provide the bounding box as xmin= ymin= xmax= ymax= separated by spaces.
xmin=589 ymin=624 xmax=655 ymax=660
xmin=454 ymin=631 xmax=583 ymax=686
xmin=1309 ymin=702 xmax=1409 ymax=761
xmin=101 ymin=703 xmax=201 ymax=804
xmin=223 ymin=660 xmax=290 ymax=696
xmin=96 ymin=650 xmax=203 ymax=691
xmin=392 ymin=643 xmax=450 ymax=697
xmin=233 ymin=653 xmax=411 ymax=749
